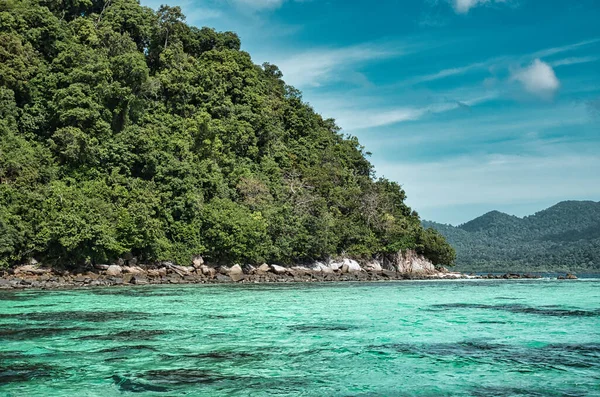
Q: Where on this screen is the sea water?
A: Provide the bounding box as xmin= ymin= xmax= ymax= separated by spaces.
xmin=1 ymin=280 xmax=599 ymax=396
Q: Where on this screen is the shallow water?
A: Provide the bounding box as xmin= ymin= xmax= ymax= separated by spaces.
xmin=1 ymin=280 xmax=599 ymax=396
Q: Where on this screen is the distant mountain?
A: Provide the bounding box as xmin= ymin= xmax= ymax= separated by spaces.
xmin=423 ymin=201 xmax=600 ymax=273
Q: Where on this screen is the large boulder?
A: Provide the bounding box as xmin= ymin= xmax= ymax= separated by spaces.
xmin=341 ymin=259 xmax=362 ymax=273
xmin=192 ymin=255 xmax=204 ymax=268
xmin=270 ymin=265 xmax=287 ymax=275
xmin=229 ymin=264 xmax=243 ymax=275
xmin=257 ymin=263 xmax=270 ymax=273
xmin=106 ymin=265 xmax=123 ymax=276
xmin=328 ymin=261 xmax=343 ymax=271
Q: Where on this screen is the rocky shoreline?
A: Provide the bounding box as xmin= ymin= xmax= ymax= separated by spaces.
xmin=0 ymin=254 xmax=576 ymax=290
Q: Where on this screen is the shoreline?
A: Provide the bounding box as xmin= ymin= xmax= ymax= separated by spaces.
xmin=0 ymin=263 xmax=577 ymax=291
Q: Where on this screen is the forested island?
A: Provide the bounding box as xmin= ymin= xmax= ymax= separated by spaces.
xmin=424 ymin=201 xmax=600 ymax=273
xmin=0 ymin=0 xmax=455 ymax=274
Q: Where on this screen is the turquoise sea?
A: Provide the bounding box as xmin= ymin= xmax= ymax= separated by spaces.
xmin=1 ymin=280 xmax=599 ymax=396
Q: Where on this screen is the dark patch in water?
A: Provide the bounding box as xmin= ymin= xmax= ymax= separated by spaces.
xmin=98 ymin=345 xmax=158 ymax=354
xmin=0 ymin=310 xmax=150 ymax=322
xmin=75 ymin=329 xmax=166 ymax=341
xmin=368 ymin=341 xmax=600 ymax=371
xmin=140 ymin=368 xmax=227 ymax=386
xmin=0 ymin=363 xmax=57 ymax=383
xmin=160 ymin=351 xmax=257 ymax=361
xmin=471 ymin=386 xmax=587 ymax=397
xmin=112 ymin=374 xmax=170 ymax=393
xmin=429 ymin=303 xmax=600 ymax=317
xmin=289 ymin=324 xmax=354 ymax=332
xmin=0 ymin=326 xmax=94 ymax=340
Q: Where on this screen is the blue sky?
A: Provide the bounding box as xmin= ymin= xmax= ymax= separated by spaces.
xmin=142 ymin=0 xmax=600 ymax=225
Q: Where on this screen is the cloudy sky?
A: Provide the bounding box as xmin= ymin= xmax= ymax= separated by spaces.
xmin=142 ymin=0 xmax=600 ymax=225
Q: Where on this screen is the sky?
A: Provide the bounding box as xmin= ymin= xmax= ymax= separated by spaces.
xmin=142 ymin=0 xmax=600 ymax=225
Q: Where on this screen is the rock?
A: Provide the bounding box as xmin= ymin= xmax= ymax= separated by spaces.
xmin=270 ymin=265 xmax=287 ymax=274
xmin=128 ymin=257 xmax=138 ymax=266
xmin=217 ymin=266 xmax=230 ymax=275
xmin=106 ymin=265 xmax=122 ymax=276
xmin=229 ymin=264 xmax=243 ymax=275
xmin=158 ymin=267 xmax=167 ymax=277
xmin=170 ymin=265 xmax=192 ymax=275
xmin=200 ymin=265 xmax=215 ymax=277
xmin=94 ymin=264 xmax=109 ymax=270
xmin=257 ymin=263 xmax=270 ymax=273
xmin=364 ymin=261 xmax=383 ymax=272
xmin=14 ymin=265 xmax=51 ymax=275
xmin=566 ymin=273 xmax=578 ymax=280
xmin=192 ymin=255 xmax=204 ymax=268
xmin=131 ymin=275 xmax=148 ymax=285
xmin=230 ymin=273 xmax=244 ymax=282
xmin=341 ymin=258 xmax=362 ymax=273
xmin=328 ymin=262 xmax=343 ymax=271
xmin=115 ymin=258 xmax=125 ymax=266
xmin=395 ymin=250 xmax=436 ymax=275
xmin=291 ymin=266 xmax=311 ymax=275
xmin=215 ymin=274 xmax=230 ymax=283
xmin=122 ymin=266 xmax=145 ymax=275
xmin=312 ymin=262 xmax=334 ymax=274
xmin=242 ymin=264 xmax=256 ymax=274
xmin=147 ymin=269 xmax=160 ymax=277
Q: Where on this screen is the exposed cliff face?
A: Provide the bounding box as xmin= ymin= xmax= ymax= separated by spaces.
xmin=387 ymin=250 xmax=437 ymax=274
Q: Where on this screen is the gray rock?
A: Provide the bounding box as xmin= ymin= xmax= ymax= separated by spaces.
xmin=131 ymin=275 xmax=148 ymax=285
xmin=270 ymin=265 xmax=287 ymax=274
xmin=94 ymin=264 xmax=109 ymax=270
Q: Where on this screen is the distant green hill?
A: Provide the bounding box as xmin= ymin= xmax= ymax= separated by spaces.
xmin=423 ymin=201 xmax=600 ymax=273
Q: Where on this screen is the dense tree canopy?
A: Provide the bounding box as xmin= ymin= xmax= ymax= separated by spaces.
xmin=424 ymin=201 xmax=600 ymax=273
xmin=0 ymin=0 xmax=455 ymax=268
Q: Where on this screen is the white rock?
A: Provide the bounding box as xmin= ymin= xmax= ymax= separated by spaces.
xmin=311 ymin=262 xmax=334 ymax=274
xmin=364 ymin=261 xmax=383 ymax=272
xmin=328 ymin=262 xmax=343 ymax=271
xmin=342 ymin=258 xmax=362 ymax=273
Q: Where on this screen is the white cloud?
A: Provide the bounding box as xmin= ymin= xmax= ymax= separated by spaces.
xmin=232 ymin=0 xmax=284 ymax=9
xmin=550 ymin=56 xmax=600 ymax=68
xmin=271 ymin=44 xmax=399 ymax=88
xmin=452 ymin=0 xmax=508 ymax=14
xmin=375 ymin=153 xmax=600 ymax=222
xmin=511 ymin=59 xmax=560 ymax=99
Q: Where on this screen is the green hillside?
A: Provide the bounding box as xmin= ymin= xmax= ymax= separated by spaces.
xmin=423 ymin=201 xmax=600 ymax=272
xmin=0 ymin=0 xmax=455 ymax=268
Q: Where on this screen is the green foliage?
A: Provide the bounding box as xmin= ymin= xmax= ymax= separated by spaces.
xmin=0 ymin=0 xmax=454 ymax=268
xmin=424 ymin=201 xmax=600 ymax=272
